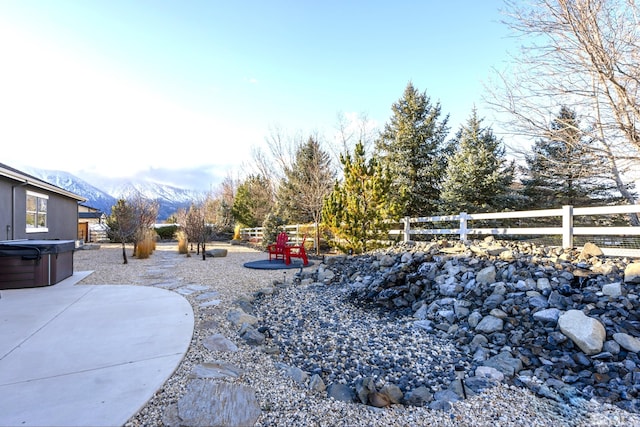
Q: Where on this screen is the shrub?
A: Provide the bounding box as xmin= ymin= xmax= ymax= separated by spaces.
xmin=176 ymin=230 xmax=189 ymax=255
xmin=261 ymin=212 xmax=287 ymax=250
xmin=155 ymin=225 xmax=179 ymax=240
xmin=136 ymin=229 xmax=155 ymax=259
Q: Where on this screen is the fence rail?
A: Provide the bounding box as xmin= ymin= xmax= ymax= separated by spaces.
xmin=240 ymin=204 xmax=640 ymax=257
xmin=240 ymin=224 xmax=313 ymax=247
xmin=389 ymin=204 xmax=640 ymax=257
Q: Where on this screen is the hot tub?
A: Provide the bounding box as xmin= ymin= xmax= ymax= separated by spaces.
xmin=0 ymin=240 xmax=76 ymax=289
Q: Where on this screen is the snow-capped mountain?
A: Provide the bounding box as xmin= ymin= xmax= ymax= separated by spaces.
xmin=22 ymin=167 xmax=202 ymax=220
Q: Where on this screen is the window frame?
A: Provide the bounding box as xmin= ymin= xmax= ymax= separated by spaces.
xmin=26 ymin=190 xmax=49 ymax=233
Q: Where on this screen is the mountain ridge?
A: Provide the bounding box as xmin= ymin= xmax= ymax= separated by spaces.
xmin=22 ymin=167 xmax=201 ymax=220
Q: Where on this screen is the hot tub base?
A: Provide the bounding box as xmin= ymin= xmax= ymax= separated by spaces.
xmin=0 ymin=240 xmax=75 ymax=290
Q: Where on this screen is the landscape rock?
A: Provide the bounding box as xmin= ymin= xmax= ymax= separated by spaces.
xmin=532 ymin=308 xmax=561 ymax=324
xmin=227 ymin=308 xmax=259 ymax=327
xmin=380 ymin=384 xmax=403 ymax=404
xmin=205 ymin=248 xmax=228 ymax=257
xmin=403 ymin=386 xmax=433 ymax=406
xmin=250 ymin=238 xmax=640 ymax=414
xmin=483 ymin=352 xmax=523 ymax=377
xmin=327 ymin=383 xmax=355 ymax=402
xmin=189 ymin=361 xmax=243 ymax=379
xmin=602 ymin=282 xmax=623 ymax=298
xmin=625 ymin=262 xmax=640 ymax=283
xmin=202 ymin=333 xmax=238 ymax=353
xmin=239 ymin=326 xmax=265 ymax=345
xmin=613 ymin=333 xmax=640 ymax=353
xmin=476 ymin=266 xmax=496 ymax=285
xmin=176 ymin=380 xmax=261 ymax=427
xmin=558 ymin=310 xmax=606 ymax=355
xmin=475 ymin=315 xmax=503 ymax=333
xmin=309 ymin=374 xmax=326 ymax=392
xmin=579 ymin=242 xmax=604 ymax=259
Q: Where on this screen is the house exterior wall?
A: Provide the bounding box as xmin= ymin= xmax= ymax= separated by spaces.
xmin=0 ymin=166 xmax=85 ymax=241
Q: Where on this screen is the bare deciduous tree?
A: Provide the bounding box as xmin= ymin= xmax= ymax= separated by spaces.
xmin=330 ymin=111 xmax=378 ymax=172
xmin=129 ymin=192 xmax=159 ymax=257
xmin=487 ymin=0 xmax=640 ymax=223
xmin=177 ymin=202 xmax=209 ymax=259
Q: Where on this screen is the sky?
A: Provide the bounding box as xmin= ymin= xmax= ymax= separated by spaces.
xmin=0 ymin=0 xmax=517 ymax=192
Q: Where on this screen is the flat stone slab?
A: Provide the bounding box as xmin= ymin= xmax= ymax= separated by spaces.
xmin=199 ymin=299 xmax=221 ymax=307
xmin=184 ymin=284 xmax=210 ymax=292
xmin=151 ymin=281 xmax=183 ymax=290
xmin=176 ymin=380 xmax=261 ymax=427
xmin=202 ymin=333 xmax=238 ymax=352
xmin=196 ymin=291 xmax=220 ymax=300
xmin=189 ymin=361 xmax=244 ymax=379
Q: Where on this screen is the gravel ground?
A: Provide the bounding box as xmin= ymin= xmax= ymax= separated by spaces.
xmin=74 ymin=241 xmax=640 ymax=426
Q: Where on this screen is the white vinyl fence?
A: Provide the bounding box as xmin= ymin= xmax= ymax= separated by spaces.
xmin=389 ymin=205 xmax=640 ymax=257
xmin=240 ymin=224 xmax=313 ymax=247
xmin=241 ymin=205 xmax=640 ymax=257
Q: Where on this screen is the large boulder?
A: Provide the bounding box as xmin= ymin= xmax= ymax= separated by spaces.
xmin=558 ymin=310 xmax=606 ymax=355
xmin=205 ymin=248 xmax=228 ymax=257
xmin=579 ymin=242 xmax=603 ymax=259
xmin=624 ymin=262 xmax=640 ymax=284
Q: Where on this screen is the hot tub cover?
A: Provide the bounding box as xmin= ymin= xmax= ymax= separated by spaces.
xmin=0 ymin=240 xmax=76 ymax=255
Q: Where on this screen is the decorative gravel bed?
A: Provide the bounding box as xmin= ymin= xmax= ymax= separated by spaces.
xmin=74 ymin=241 xmax=640 ymax=426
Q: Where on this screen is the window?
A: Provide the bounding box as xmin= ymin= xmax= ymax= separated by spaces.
xmin=26 ymin=191 xmax=48 ymax=232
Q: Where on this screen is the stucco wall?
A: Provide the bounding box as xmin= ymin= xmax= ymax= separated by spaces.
xmin=0 ymin=178 xmax=79 ymax=241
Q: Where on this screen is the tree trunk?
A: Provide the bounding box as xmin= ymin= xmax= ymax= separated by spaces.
xmin=121 ymin=242 xmax=128 ymax=264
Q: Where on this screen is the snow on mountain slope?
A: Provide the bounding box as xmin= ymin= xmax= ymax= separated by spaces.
xmin=22 ymin=167 xmax=202 ymax=220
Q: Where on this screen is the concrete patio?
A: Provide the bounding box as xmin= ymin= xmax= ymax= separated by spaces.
xmin=0 ymin=272 xmax=194 ymax=427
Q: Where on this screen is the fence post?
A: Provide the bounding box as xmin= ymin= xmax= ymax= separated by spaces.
xmin=403 ymin=216 xmax=411 ymax=243
xmin=459 ymin=212 xmax=468 ymax=241
xmin=562 ymin=205 xmax=574 ymax=248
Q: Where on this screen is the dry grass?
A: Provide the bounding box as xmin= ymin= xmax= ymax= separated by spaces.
xmin=135 ymin=230 xmax=156 ymax=259
xmin=176 ymin=231 xmax=188 ymax=255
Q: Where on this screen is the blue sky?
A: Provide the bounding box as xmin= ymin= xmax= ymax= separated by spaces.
xmin=0 ymin=0 xmax=516 ymax=191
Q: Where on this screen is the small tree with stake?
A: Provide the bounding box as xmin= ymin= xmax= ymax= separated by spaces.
xmin=107 ymin=199 xmax=137 ymax=264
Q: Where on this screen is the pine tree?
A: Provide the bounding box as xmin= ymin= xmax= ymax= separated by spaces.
xmin=276 ymin=136 xmax=335 ymax=252
xmin=231 ymin=175 xmax=273 ymax=227
xmin=375 ymin=82 xmax=451 ymax=216
xmin=277 ymin=136 xmax=335 ymax=223
xmin=322 ymin=142 xmax=399 ymax=253
xmin=521 ymin=106 xmax=625 ymax=209
xmin=440 ymin=109 xmax=515 ymax=213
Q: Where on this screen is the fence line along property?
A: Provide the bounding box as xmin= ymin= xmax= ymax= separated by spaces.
xmin=390 ymin=204 xmax=640 ymax=257
xmin=241 ymin=204 xmax=640 ymax=257
xmin=240 ymin=224 xmax=312 ymax=247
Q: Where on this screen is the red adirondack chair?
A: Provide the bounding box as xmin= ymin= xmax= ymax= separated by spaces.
xmin=285 ymin=235 xmax=309 ymax=265
xmin=267 ymin=232 xmax=289 ymax=262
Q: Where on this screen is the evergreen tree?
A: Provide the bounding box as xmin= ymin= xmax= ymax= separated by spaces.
xmin=276 ymin=136 xmax=335 ymax=253
xmin=231 ymin=175 xmax=273 ymax=227
xmin=277 ymin=136 xmax=335 ymax=223
xmin=106 ymin=199 xmax=137 ymax=264
xmin=375 ymin=82 xmax=451 ymax=216
xmin=440 ymin=110 xmax=515 ymax=213
xmin=322 ymin=142 xmax=399 ymax=253
xmin=521 ymin=106 xmax=625 ymax=209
